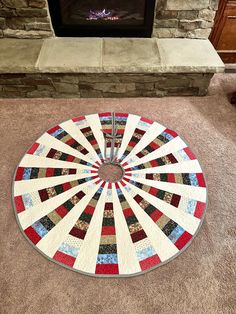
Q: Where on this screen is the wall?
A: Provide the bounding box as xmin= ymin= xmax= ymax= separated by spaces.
xmin=0 ymin=0 xmax=53 ymax=38
xmin=0 ymin=0 xmax=218 ymax=39
xmin=154 ymin=0 xmax=218 ymax=38
xmin=0 ymin=73 xmax=213 ymax=97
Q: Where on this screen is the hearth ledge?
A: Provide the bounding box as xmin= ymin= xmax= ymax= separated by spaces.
xmin=0 ymin=38 xmax=224 ymax=97
xmin=0 ymin=38 xmax=224 ymax=74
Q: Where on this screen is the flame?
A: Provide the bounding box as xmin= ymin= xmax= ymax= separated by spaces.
xmin=87 ymin=9 xmax=119 ymax=20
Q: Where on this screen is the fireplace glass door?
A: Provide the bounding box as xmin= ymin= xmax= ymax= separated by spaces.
xmin=48 ymin=0 xmax=156 ymax=37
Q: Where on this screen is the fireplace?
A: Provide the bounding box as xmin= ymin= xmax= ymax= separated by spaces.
xmin=48 ymin=0 xmax=156 ymax=37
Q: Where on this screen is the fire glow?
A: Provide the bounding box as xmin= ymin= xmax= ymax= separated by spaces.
xmin=87 ymin=9 xmax=119 ymax=20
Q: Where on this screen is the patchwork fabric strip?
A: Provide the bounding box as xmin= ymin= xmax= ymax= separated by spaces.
xmin=53 ymin=186 xmax=104 ymax=267
xmin=27 ymin=142 xmax=93 ymax=167
xmin=73 ymin=115 xmax=103 ymax=160
xmin=116 ymin=188 xmax=161 ymax=271
xmin=13 ymin=113 xmax=207 ymax=277
xmin=15 ymin=167 xmax=77 ymax=181
xmin=95 ymin=201 xmax=119 ymax=274
xmin=47 ymin=125 xmax=89 ymax=155
xmin=119 ymin=116 xmax=153 ymax=161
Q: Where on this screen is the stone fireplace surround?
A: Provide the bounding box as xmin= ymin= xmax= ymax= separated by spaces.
xmin=0 ymin=0 xmax=218 ymax=39
xmin=0 ymin=0 xmax=225 ymax=98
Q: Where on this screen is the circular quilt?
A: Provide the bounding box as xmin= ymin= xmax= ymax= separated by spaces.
xmin=13 ymin=112 xmax=207 ymax=277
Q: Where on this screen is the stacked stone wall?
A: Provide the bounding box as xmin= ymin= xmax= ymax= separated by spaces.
xmin=0 ymin=0 xmax=218 ymax=39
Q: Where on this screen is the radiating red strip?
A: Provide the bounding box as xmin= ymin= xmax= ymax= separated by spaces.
xmin=55 ymin=205 xmax=68 ymax=218
xmin=115 ymin=112 xmax=128 ymax=117
xmin=15 ymin=167 xmax=24 ymax=181
xmin=27 ymin=142 xmax=40 ymax=154
xmin=196 ymin=173 xmax=206 ymax=187
xmin=46 ymin=168 xmax=54 ymax=177
xmin=14 ymin=196 xmax=25 ymax=213
xmin=84 ymin=205 xmax=95 ymax=215
xmin=95 ymin=264 xmax=119 ymax=274
xmin=24 ymin=226 xmax=41 ymax=244
xmin=140 ymin=117 xmax=153 ymax=124
xmin=101 ymin=226 xmax=116 ymax=235
xmin=72 ymin=116 xmax=85 ymax=122
xmin=53 ymin=251 xmax=76 ymax=267
xmin=175 ymin=231 xmax=192 ymax=250
xmin=47 ymin=125 xmax=60 ymax=134
xmin=165 ymin=128 xmax=178 ymax=138
xmin=99 ymin=112 xmax=111 ymax=117
xmin=140 ymin=254 xmax=161 ymax=271
xmin=150 ymin=209 xmax=163 ymax=222
xmin=194 ymin=201 xmax=205 ymax=219
xmin=184 ymin=147 xmax=196 ymax=160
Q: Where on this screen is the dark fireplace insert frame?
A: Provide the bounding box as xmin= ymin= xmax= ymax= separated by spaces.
xmin=48 ymin=0 xmax=156 ymax=37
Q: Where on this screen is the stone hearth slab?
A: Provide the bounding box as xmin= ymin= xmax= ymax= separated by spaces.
xmin=0 ymin=39 xmax=43 ymax=73
xmin=102 ymin=38 xmax=160 ymax=72
xmin=37 ymin=38 xmax=103 ymax=73
xmin=0 ymin=38 xmax=224 ymax=74
xmin=157 ymin=39 xmax=224 ymax=73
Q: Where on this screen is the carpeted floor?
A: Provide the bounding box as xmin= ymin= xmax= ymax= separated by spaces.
xmin=0 ymin=73 xmax=235 ymax=314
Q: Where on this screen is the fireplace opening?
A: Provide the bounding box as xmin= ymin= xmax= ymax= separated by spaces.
xmin=48 ymin=0 xmax=156 ymax=37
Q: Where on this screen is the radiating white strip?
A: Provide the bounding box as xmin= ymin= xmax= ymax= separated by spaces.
xmin=130 ymin=160 xmax=203 ymax=174
xmin=125 ymin=181 xmax=200 ymax=234
xmin=74 ymin=183 xmax=108 ymax=273
xmin=86 ymin=114 xmax=105 ymax=160
xmin=117 ymin=114 xmax=140 ymax=160
xmin=124 ymin=137 xmax=187 ymax=168
xmin=122 ymin=122 xmax=166 ymax=163
xmin=14 ymin=172 xmax=94 ymax=196
xmin=129 ymin=176 xmax=207 ymax=202
xmin=18 ymin=183 xmax=82 ymax=229
xmin=119 ymin=184 xmax=179 ymax=262
xmin=36 ymin=181 xmax=103 ymax=257
xmin=38 ymin=133 xmax=93 ymax=164
xmin=112 ymin=184 xmax=141 ymax=274
xmin=60 ymin=120 xmax=100 ymax=162
xmin=19 ymin=154 xmax=94 ymax=169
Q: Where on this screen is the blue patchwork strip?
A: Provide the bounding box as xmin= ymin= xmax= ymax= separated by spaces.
xmin=97 ymin=187 xmax=103 ymax=194
xmin=22 ymin=193 xmax=33 ymax=209
xmin=161 ymin=131 xmax=174 ymax=141
xmin=86 ymin=162 xmax=93 ymax=167
xmin=34 ymin=144 xmax=45 ymax=156
xmin=100 ymin=116 xmax=112 ymax=122
xmin=178 ymin=148 xmax=190 ymax=161
xmin=124 ymin=185 xmax=132 ymax=193
xmin=129 ymin=180 xmax=139 ymax=187
xmin=116 ymin=188 xmax=123 ymax=196
xmin=187 ymin=199 xmax=197 ymax=215
xmin=58 ymin=242 xmax=79 ymax=258
xmin=138 ymin=121 xmax=150 ymax=128
xmin=23 ymin=167 xmax=32 ymax=180
xmin=97 ymin=254 xmax=118 ymax=264
xmin=74 ymin=120 xmax=86 ymax=126
xmin=32 ymin=221 xmax=48 ymax=237
xmin=189 ymin=173 xmax=198 ymax=186
xmin=136 ymin=246 xmax=156 ymax=262
xmin=169 ymin=225 xmax=185 ymax=243
xmin=50 ymin=128 xmax=64 ymax=137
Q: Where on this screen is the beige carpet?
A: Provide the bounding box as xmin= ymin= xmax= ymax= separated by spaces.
xmin=0 ymin=73 xmax=235 ymax=314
